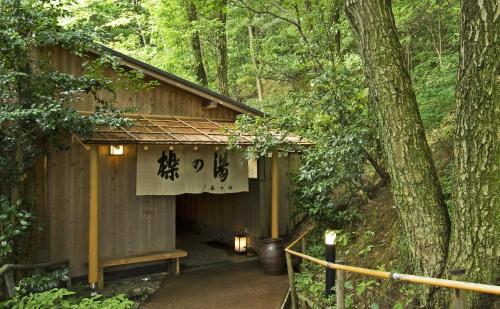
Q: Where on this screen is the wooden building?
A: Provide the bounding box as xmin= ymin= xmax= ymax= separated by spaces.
xmin=35 ymin=46 xmax=306 ymax=287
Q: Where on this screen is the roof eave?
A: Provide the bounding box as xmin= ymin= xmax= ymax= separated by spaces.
xmin=90 ymin=46 xmax=264 ymax=116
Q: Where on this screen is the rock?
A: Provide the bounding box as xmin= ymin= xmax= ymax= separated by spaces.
xmin=130 ymin=286 xmax=155 ymax=297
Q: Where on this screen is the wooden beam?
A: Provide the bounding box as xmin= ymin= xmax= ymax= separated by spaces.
xmin=88 ymin=145 xmax=99 ymax=288
xmin=271 ymin=151 xmax=279 ymax=239
xmin=118 ymin=60 xmax=255 ymax=115
xmin=173 ymin=117 xmax=219 ymax=142
xmin=100 ymin=250 xmax=187 ymax=267
xmin=204 ymin=118 xmax=253 ymax=143
xmin=141 ymin=115 xmax=181 ymax=141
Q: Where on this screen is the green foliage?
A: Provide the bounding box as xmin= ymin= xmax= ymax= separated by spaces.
xmin=2 ymin=288 xmax=75 ymax=309
xmin=0 ymin=0 xmax=148 ymax=264
xmin=294 ymin=231 xmax=381 ymax=308
xmin=393 ymin=0 xmax=459 ymax=130
xmin=1 ymin=288 xmax=134 ymax=309
xmin=0 ymin=197 xmax=35 ymax=262
xmin=15 ymin=269 xmax=70 ymax=296
xmin=0 ymin=0 xmax=130 ymax=176
xmin=230 ymin=56 xmax=372 ymax=224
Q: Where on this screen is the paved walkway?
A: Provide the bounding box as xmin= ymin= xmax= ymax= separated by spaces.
xmin=177 ymin=230 xmax=251 ymax=269
xmin=141 ymin=260 xmax=289 ymax=309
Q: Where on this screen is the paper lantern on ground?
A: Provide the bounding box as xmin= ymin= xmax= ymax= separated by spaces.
xmin=234 ymin=234 xmax=247 ymax=253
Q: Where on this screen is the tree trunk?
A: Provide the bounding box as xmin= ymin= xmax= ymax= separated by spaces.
xmin=186 ymin=0 xmax=208 ymax=86
xmin=215 ymin=0 xmax=229 ymax=95
xmin=362 ymin=148 xmax=389 ymax=185
xmin=345 ymin=0 xmax=450 ymax=306
xmin=448 ymin=0 xmax=499 ymax=307
xmin=247 ymin=21 xmax=263 ymax=102
xmin=332 ymin=2 xmax=342 ymax=54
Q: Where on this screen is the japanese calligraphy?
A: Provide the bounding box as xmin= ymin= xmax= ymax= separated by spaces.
xmin=192 ymin=159 xmax=204 ymax=172
xmin=137 ymin=146 xmax=249 ymax=195
xmin=213 ymin=152 xmax=229 ymax=182
xmin=157 ymin=150 xmax=180 ymax=181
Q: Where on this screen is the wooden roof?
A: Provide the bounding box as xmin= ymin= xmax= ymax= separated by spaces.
xmin=82 ymin=115 xmax=311 ymax=146
xmin=94 ymin=46 xmax=263 ymax=116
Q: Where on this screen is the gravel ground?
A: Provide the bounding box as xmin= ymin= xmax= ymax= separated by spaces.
xmin=141 ymin=260 xmax=288 ymax=309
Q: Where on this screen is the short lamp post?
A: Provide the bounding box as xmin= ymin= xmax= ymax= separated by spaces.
xmin=325 ymin=230 xmax=337 ymax=297
xmin=234 ymin=233 xmax=247 ymax=254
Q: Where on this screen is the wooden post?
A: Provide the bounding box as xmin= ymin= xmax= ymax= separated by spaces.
xmin=175 ymin=258 xmax=180 ymax=276
xmin=286 ymin=252 xmax=297 ymax=309
xmin=336 ymin=266 xmax=345 ymax=309
xmin=88 ymin=145 xmax=99 ymax=289
xmin=301 ymin=237 xmax=306 ymax=264
xmin=4 ymin=270 xmax=15 ymax=298
xmin=450 ymin=269 xmax=465 ymax=309
xmin=271 ymin=151 xmax=279 ymax=239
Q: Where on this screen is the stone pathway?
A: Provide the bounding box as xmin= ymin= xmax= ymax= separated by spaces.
xmin=177 ymin=230 xmax=253 ymax=269
xmin=98 ymin=272 xmax=167 ymax=304
xmin=141 ymin=260 xmax=289 ymax=309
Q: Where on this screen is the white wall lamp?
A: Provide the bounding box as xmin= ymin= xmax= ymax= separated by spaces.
xmin=109 ymin=145 xmax=124 ymax=156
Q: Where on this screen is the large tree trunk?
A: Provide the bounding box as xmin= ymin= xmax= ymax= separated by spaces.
xmin=186 ymin=0 xmax=208 ymax=86
xmin=215 ymin=0 xmax=229 ymax=95
xmin=247 ymin=21 xmax=263 ymax=102
xmin=448 ymin=0 xmax=499 ymax=307
xmin=345 ymin=0 xmax=450 ymax=306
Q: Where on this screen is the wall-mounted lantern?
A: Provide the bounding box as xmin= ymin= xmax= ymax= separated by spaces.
xmin=202 ymin=100 xmax=218 ymax=109
xmin=109 ymin=145 xmax=124 ymax=156
xmin=234 ymin=233 xmax=247 ymax=253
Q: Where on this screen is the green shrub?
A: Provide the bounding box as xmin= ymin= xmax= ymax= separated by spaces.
xmin=0 ymin=196 xmax=35 ymax=263
xmin=1 ymin=288 xmax=135 ymax=309
xmin=15 ymin=269 xmax=70 ymax=296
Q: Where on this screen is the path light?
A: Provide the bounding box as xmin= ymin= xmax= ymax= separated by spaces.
xmin=325 ymin=230 xmax=337 ymax=246
xmin=325 ymin=230 xmax=337 ymax=297
xmin=234 ymin=233 xmax=247 ymax=253
xmin=109 ymin=145 xmax=124 ymax=156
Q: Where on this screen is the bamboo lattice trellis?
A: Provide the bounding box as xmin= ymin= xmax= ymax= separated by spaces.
xmin=82 ymin=114 xmax=311 ymax=146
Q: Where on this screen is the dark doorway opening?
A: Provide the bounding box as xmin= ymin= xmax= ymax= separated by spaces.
xmin=175 ymin=194 xmax=255 ymax=271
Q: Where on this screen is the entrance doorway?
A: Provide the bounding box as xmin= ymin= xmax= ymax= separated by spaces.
xmin=175 ymin=194 xmax=255 ymax=270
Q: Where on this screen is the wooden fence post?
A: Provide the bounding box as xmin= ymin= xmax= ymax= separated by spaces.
xmin=301 ymin=237 xmax=306 ymax=265
xmin=4 ymin=270 xmax=15 ymax=298
xmin=336 ymin=261 xmax=345 ymax=309
xmin=286 ymin=252 xmax=298 ymax=309
xmin=450 ymin=269 xmax=465 ymax=309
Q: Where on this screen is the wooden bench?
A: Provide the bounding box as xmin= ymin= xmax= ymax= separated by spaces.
xmin=98 ymin=250 xmax=187 ymax=289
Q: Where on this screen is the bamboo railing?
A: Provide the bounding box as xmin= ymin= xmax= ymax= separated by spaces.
xmin=285 ymin=230 xmax=500 ymax=309
xmin=0 ymin=259 xmax=71 ymax=297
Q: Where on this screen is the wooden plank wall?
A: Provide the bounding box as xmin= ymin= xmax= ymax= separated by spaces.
xmin=46 ymin=46 xmax=240 ymax=120
xmin=176 ymin=180 xmax=261 ymax=245
xmin=278 ymin=153 xmax=300 ymax=235
xmin=44 ymin=144 xmax=175 ymax=276
xmin=176 ymin=154 xmax=300 ymax=245
xmin=37 ymin=46 xmax=302 ymax=276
